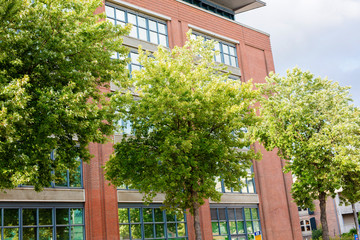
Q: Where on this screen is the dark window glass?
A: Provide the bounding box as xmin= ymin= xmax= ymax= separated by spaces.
xmin=118 ymin=205 xmax=188 ymax=239
xmin=4 ymin=209 xmax=19 ymax=226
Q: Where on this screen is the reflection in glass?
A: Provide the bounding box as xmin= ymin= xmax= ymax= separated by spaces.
xmin=219 ymin=222 xmax=228 ymax=235
xmin=3 ymin=228 xmax=19 ymax=240
xmin=119 ymin=225 xmax=130 ymax=240
xmin=56 ymin=208 xmax=69 ymax=225
xmin=39 ymin=227 xmax=53 ymax=240
xmin=130 ymin=208 xmax=140 ymax=223
xmin=71 ymin=226 xmax=84 ymax=240
xmin=156 ymin=224 xmax=165 ymax=238
xmin=39 ymin=209 xmax=52 ymax=225
xmin=23 ymin=227 xmax=37 ymax=240
xmin=56 ymin=226 xmax=69 ymax=240
xmin=131 ymin=224 xmax=141 ymax=239
xmin=212 ymin=222 xmax=219 ymax=235
xmin=23 ymin=209 xmax=37 ymax=226
xmin=4 ymin=209 xmax=19 ymax=226
xmin=143 ymin=224 xmax=154 ymax=238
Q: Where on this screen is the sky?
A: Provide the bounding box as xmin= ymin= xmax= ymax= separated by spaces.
xmin=236 ymin=0 xmax=360 ymax=106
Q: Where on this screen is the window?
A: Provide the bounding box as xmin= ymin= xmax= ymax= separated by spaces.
xmin=191 ymin=32 xmax=238 ymax=67
xmin=300 ymin=219 xmax=311 ymax=233
xmin=182 ymin=0 xmax=235 ymax=20
xmin=211 ymin=207 xmax=261 ymax=240
xmin=19 ymin=151 xmax=83 ymax=188
xmin=105 ymin=4 xmax=168 ymax=47
xmin=0 ymin=204 xmax=85 ymax=240
xmin=118 ymin=205 xmax=188 ymax=240
xmin=216 ymin=166 xmax=256 ymax=194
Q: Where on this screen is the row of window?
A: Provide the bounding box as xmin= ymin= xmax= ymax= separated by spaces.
xmin=106 ymin=4 xmax=168 ymax=47
xmin=211 ymin=207 xmax=260 ymax=240
xmin=106 ymin=4 xmax=239 ymax=68
xmin=182 ymin=0 xmax=235 ymax=20
xmin=0 ymin=206 xmax=84 ymax=240
xmin=0 ymin=203 xmax=261 ymax=240
xmin=215 ymin=167 xmax=256 ymax=194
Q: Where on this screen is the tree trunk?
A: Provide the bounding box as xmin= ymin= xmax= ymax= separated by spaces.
xmin=191 ymin=190 xmax=202 ymax=240
xmin=352 ymin=203 xmax=360 ymax=237
xmin=319 ymin=192 xmax=330 ymax=240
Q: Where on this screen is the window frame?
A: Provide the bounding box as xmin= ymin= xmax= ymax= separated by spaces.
xmin=217 ymin=166 xmax=256 ymax=194
xmin=118 ymin=204 xmax=188 ymax=240
xmin=0 ymin=203 xmax=85 ymax=240
xmin=105 ymin=3 xmax=169 ymax=47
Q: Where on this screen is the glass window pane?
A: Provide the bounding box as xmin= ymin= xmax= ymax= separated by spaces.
xmin=158 ymin=23 xmax=166 ymax=34
xmin=229 ymin=46 xmax=235 ymax=55
xmin=150 ymin=31 xmax=158 ymax=44
xmin=129 ymin=27 xmax=137 ymax=38
xmin=177 ymin=223 xmax=186 ymax=237
xmin=130 ymin=208 xmax=140 ymax=223
xmin=223 ymin=45 xmax=229 ymax=54
xmin=23 ymin=227 xmax=37 ymax=240
xmin=56 ymin=208 xmax=69 ymax=225
xmin=176 ymin=212 xmax=185 ymax=222
xmin=159 ymin=34 xmax=167 ymax=46
xmin=128 ymin=13 xmax=137 ymax=25
xmin=118 ymin=208 xmax=129 ymax=223
xmin=55 ymin=170 xmax=68 ymax=187
xmin=39 ymin=227 xmax=53 ymax=240
xmin=224 ymin=55 xmax=230 ymax=65
xmin=116 ymin=9 xmax=125 ymax=21
xmin=230 ymin=56 xmax=237 ymax=67
xmin=215 ymin=53 xmax=221 ymax=63
xmin=4 ymin=209 xmax=19 ymax=226
xmin=210 ymin=208 xmax=218 ymax=220
xmin=235 ymin=208 xmax=243 ymax=220
xmin=149 ymin=20 xmax=157 ymax=31
xmin=69 ymin=163 xmax=81 ymax=187
xmin=246 ymin=221 xmax=253 ymax=233
xmin=251 ymin=209 xmax=259 ymax=219
xmin=167 ymin=223 xmax=176 ymax=238
xmin=237 ymin=220 xmax=245 ymax=233
xmin=155 ymin=224 xmax=164 ymax=238
xmin=229 ymin=221 xmax=237 ymax=234
xmin=228 ymin=208 xmax=235 ymax=220
xmin=130 ymin=52 xmax=139 ymax=65
xmin=119 ymin=224 xmax=130 ymax=240
xmin=212 ymin=222 xmax=219 ymax=235
xmin=219 ymin=222 xmax=228 ymax=235
xmin=117 ymin=21 xmax=125 ymax=27
xmin=138 ymin=28 xmax=147 ymax=41
xmin=39 ymin=208 xmax=52 ymax=225
xmin=253 ymin=220 xmax=260 ymax=232
xmin=105 ymin=6 xmax=115 ymax=18
xmin=154 ymin=208 xmax=163 ymax=222
xmin=244 ymin=208 xmax=251 ymax=220
xmin=143 ymin=208 xmax=153 ymax=222
xmin=56 ymin=226 xmax=69 ymax=240
xmin=218 ymin=208 xmax=226 ymax=220
xmin=71 ymin=226 xmax=84 ymax=240
xmin=144 ymin=224 xmax=154 ymax=238
xmin=247 ymin=179 xmax=255 ymax=193
xmin=23 ymin=209 xmax=37 ymax=226
xmin=4 ymin=228 xmax=19 ymax=240
xmin=138 ymin=16 xmax=146 ymax=28
xmin=130 ymin=224 xmax=142 ymax=239
xmin=70 ymin=208 xmax=83 ymax=225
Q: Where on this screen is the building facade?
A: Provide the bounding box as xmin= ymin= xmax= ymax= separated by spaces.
xmin=0 ymin=0 xmax=303 ymax=239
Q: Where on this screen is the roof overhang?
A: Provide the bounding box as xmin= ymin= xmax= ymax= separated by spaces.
xmin=208 ymin=0 xmax=266 ymax=14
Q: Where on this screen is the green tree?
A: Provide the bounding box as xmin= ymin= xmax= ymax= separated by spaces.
xmin=0 ymin=0 xmax=129 ymax=190
xmin=254 ymin=68 xmax=360 ymax=240
xmin=105 ymin=32 xmax=260 ymax=240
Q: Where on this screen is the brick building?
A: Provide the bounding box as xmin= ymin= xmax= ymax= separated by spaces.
xmin=0 ymin=0 xmax=303 ymax=239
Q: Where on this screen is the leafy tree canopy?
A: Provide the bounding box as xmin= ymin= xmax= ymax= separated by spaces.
xmin=0 ymin=0 xmax=129 ymax=190
xmin=105 ymin=32 xmax=260 ymax=214
xmin=254 ymin=68 xmax=360 ymax=240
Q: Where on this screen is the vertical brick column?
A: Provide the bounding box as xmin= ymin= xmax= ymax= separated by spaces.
xmin=186 ymin=199 xmax=213 ymax=240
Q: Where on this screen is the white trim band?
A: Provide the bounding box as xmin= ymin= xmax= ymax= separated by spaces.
xmin=107 ymin=0 xmax=172 ymax=21
xmin=188 ymin=24 xmax=240 ymax=44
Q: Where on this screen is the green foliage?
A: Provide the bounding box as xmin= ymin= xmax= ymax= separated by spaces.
xmin=254 ymin=68 xmax=360 ymax=209
xmin=0 ymin=0 xmax=129 ymax=190
xmin=105 ymin=32 xmax=260 ymax=214
xmin=312 ymin=228 xmax=323 ymax=240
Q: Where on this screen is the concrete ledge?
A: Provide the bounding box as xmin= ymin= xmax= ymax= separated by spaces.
xmin=0 ymin=188 xmax=85 ymax=202
xmin=210 ymin=193 xmax=259 ymax=204
xmin=123 ymin=36 xmax=163 ymax=53
xmin=118 ymin=190 xmax=165 ymax=203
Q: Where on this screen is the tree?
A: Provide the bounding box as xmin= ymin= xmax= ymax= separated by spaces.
xmin=254 ymin=68 xmax=360 ymax=240
xmin=0 ymin=0 xmax=129 ymax=190
xmin=105 ymin=32 xmax=260 ymax=240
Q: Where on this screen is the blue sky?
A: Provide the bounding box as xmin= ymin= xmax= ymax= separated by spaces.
xmin=236 ymin=0 xmax=360 ymax=106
